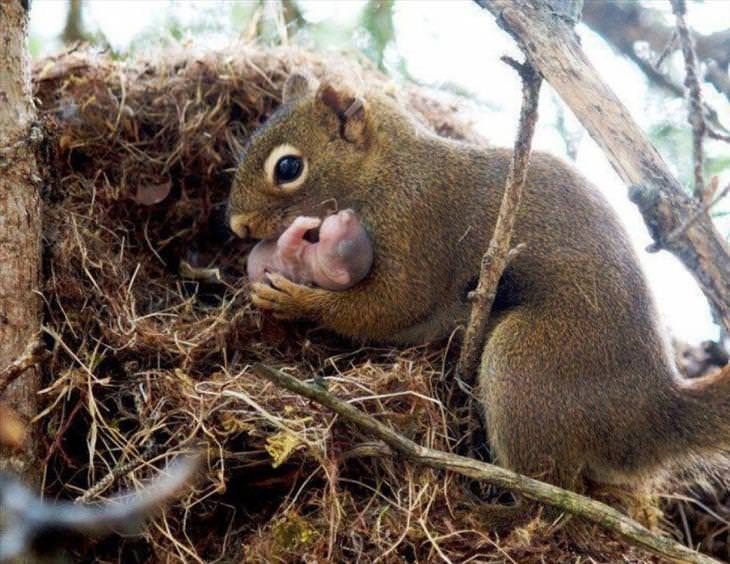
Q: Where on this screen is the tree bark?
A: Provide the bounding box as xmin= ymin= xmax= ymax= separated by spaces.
xmin=476 ymin=0 xmax=730 ymax=335
xmin=0 ymin=0 xmax=43 ymax=482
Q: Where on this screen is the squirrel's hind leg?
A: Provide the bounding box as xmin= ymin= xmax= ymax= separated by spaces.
xmin=477 ymin=306 xmax=596 ymax=494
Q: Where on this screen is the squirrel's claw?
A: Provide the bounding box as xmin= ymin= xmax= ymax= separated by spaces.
xmin=251 ymin=273 xmax=324 ymax=319
xmin=250 ymin=282 xmax=287 ymax=317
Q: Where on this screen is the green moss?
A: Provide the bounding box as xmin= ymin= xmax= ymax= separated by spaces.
xmin=265 ymin=431 xmax=302 ymax=468
xmin=271 ymin=513 xmax=317 ymax=552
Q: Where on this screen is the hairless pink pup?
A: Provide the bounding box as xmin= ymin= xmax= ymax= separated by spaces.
xmin=246 ymin=209 xmax=373 ymax=290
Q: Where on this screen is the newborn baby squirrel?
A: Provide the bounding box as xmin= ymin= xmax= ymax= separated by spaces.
xmin=246 ymin=209 xmax=373 ymax=290
xmin=228 ymin=70 xmax=730 ymax=494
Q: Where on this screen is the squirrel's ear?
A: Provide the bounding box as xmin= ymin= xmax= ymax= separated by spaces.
xmin=282 ymin=71 xmax=316 ymax=104
xmin=318 ymin=84 xmax=368 ymax=145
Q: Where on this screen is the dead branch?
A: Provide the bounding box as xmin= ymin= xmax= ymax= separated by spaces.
xmin=708 ymin=126 xmax=730 ymax=144
xmin=582 ymin=0 xmax=730 ymax=106
xmin=475 ymin=0 xmax=730 ymax=335
xmin=75 ymin=445 xmax=162 ymax=504
xmin=456 ymin=58 xmax=541 ymax=382
xmin=671 ymin=0 xmax=706 ymax=199
xmin=0 ymin=455 xmax=199 ymax=562
xmin=253 ymin=363 xmax=718 ymax=564
xmin=0 ymin=340 xmax=46 ymax=398
xmin=655 ymin=29 xmax=678 ymax=70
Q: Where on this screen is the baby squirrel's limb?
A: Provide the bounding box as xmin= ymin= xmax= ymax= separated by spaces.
xmin=276 ymin=216 xmax=320 ymax=262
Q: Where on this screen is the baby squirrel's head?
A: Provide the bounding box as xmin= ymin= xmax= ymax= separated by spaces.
xmin=228 ymin=71 xmax=372 ymax=241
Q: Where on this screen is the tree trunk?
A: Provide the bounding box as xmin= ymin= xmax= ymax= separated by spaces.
xmin=0 ymin=0 xmax=43 ymax=482
xmin=62 ymin=0 xmax=86 ymax=45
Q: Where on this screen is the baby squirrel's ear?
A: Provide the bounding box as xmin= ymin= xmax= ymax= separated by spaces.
xmin=282 ymin=71 xmax=317 ymax=104
xmin=318 ymin=83 xmax=368 ymax=146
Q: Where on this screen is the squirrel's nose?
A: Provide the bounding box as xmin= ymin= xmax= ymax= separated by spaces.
xmin=229 ymin=212 xmax=254 ymax=239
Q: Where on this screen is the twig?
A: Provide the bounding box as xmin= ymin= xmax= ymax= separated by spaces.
xmin=651 ymin=181 xmax=730 ymax=250
xmin=75 ymin=444 xmax=162 ymax=504
xmin=632 ymin=49 xmax=727 ymax=138
xmin=253 ymin=363 xmax=718 ymax=564
xmin=707 ymin=125 xmax=730 ymax=144
xmin=671 ymin=0 xmax=706 ymax=200
xmin=0 ymin=340 xmax=46 ymax=398
xmin=456 ymin=58 xmax=541 ymax=383
xmin=655 ymin=29 xmax=678 ymax=69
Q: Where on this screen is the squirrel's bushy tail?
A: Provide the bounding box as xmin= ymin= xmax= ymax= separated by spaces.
xmin=668 ymin=364 xmax=730 ymax=465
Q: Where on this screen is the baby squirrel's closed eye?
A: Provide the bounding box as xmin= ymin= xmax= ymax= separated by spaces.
xmin=335 ymin=240 xmax=355 ymax=258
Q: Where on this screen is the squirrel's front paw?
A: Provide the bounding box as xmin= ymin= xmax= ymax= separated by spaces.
xmin=251 ymin=272 xmax=325 ymax=320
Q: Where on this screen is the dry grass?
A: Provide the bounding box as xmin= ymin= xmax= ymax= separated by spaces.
xmin=30 ymin=44 xmax=728 ymax=562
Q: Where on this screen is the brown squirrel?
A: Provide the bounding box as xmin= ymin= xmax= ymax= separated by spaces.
xmin=228 ymin=71 xmax=730 ymax=493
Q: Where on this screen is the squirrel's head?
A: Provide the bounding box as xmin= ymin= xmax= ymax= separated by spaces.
xmin=228 ymin=71 xmax=371 ymax=241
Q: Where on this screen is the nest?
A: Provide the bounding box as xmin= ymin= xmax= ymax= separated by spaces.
xmin=31 ymin=45 xmax=728 ymax=562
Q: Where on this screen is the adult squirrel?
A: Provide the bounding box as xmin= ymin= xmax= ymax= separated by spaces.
xmin=228 ymin=71 xmax=730 ymax=492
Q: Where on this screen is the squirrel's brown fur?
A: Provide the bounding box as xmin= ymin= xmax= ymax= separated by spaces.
xmin=228 ymin=71 xmax=730 ymax=492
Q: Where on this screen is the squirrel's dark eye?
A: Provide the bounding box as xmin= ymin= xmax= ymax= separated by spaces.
xmin=275 ymin=155 xmax=303 ymax=183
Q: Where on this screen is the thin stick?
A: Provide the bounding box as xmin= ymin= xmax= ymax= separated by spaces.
xmin=253 ymin=363 xmax=718 ymax=564
xmin=456 ymin=58 xmax=541 ymax=383
xmin=0 ymin=340 xmax=46 ymax=398
xmin=671 ymin=0 xmax=706 ymax=200
xmin=655 ymin=29 xmax=678 ymax=69
xmin=707 ymin=125 xmax=730 ymax=144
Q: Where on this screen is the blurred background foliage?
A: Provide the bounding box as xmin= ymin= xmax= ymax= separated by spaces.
xmin=29 ymin=0 xmax=730 ymax=201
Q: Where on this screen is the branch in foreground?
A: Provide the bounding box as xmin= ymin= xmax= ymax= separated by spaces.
xmin=476 ymin=0 xmax=730 ymax=335
xmin=253 ymin=363 xmax=718 ymax=564
xmin=456 ymin=58 xmax=541 ymax=382
xmin=0 ymin=455 xmax=199 ymax=562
